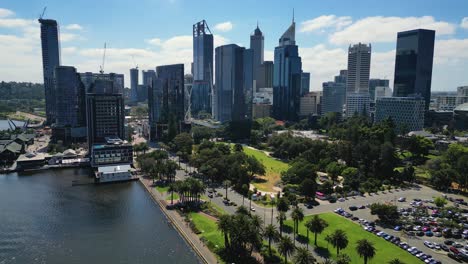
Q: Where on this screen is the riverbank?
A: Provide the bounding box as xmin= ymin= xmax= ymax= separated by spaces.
xmin=139 ymin=177 xmax=218 ymax=264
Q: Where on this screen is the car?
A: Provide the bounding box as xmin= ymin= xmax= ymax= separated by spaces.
xmin=448 ymin=252 xmax=462 ymax=262
xmin=434 ymin=244 xmax=441 ymax=250
xmin=424 ymin=241 xmax=434 ymax=249
xmin=413 ymin=225 xmax=422 ymax=231
xmin=425 ymin=231 xmax=434 ymax=237
xmin=422 ymin=226 xmax=430 ymax=232
xmin=358 ymin=205 xmax=366 ymax=209
xmin=351 ymin=216 xmax=359 ymax=221
xmin=440 ymin=244 xmax=449 ymax=251
xmin=450 ymin=246 xmax=460 ymax=254
xmin=306 ymin=204 xmax=313 ymax=209
xmin=250 ymin=207 xmax=255 ymax=212
xmin=454 ymin=242 xmax=464 ymax=248
xmin=398 ymin=197 xmax=406 ymax=202
xmin=349 ymin=206 xmax=358 ymax=211
xmin=416 ymin=231 xmax=424 ymax=236
xmin=338 ymin=198 xmax=345 ymax=202
xmin=434 ymin=232 xmax=442 ymax=237
xmin=445 ymin=240 xmax=454 ymax=245
xmin=394 ymin=226 xmax=402 ymax=231
xmin=207 ymin=193 xmax=213 ymax=198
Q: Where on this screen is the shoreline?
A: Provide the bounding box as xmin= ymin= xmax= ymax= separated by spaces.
xmin=138 ymin=177 xmax=217 ymax=264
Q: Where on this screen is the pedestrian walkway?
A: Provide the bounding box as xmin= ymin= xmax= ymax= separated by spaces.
xmin=139 ymin=177 xmax=218 ymax=264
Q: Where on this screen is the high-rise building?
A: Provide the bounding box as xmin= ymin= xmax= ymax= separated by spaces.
xmin=149 ymin=64 xmax=185 ymax=140
xmin=375 ymin=97 xmax=425 ymax=132
xmin=457 ymin=86 xmax=468 ymax=105
xmin=139 ymin=70 xmax=156 ymax=102
xmin=369 ymin=78 xmax=390 ymax=101
xmin=299 ymin=92 xmax=318 ymax=117
xmin=250 ymin=24 xmax=264 ymax=89
xmin=273 ymin=19 xmax=302 ymax=121
xmin=213 ymin=44 xmax=253 ymax=122
xmin=374 ymin=86 xmax=392 ymax=102
xmin=321 ymin=70 xmax=347 ymax=116
xmin=192 ymin=20 xmax=213 ymax=114
xmin=393 ymin=29 xmax=435 ymax=110
xmin=184 ymin=74 xmax=194 ymax=120
xmin=39 ymin=18 xmax=61 ymax=125
xmin=346 ymin=43 xmax=371 ymax=117
xmin=301 ymin=72 xmax=310 ymax=96
xmin=80 ymin=72 xmax=124 ymax=94
xmin=130 ymin=68 xmax=139 ymax=102
xmin=257 ymin=61 xmax=274 ymax=89
xmin=52 ymin=66 xmax=86 ymax=143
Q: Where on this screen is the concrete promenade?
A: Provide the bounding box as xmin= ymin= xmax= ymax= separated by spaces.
xmin=139 ymin=177 xmax=218 ymax=264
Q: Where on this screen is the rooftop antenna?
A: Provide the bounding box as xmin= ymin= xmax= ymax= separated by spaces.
xmin=39 ymin=6 xmax=47 ymax=19
xmin=99 ymin=42 xmax=106 ymax=74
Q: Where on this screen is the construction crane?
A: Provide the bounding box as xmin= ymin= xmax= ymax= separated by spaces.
xmin=99 ymin=42 xmax=106 ymax=74
xmin=39 ymin=6 xmax=47 ymax=20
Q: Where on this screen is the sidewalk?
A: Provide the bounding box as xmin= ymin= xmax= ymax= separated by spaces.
xmin=139 ymin=177 xmax=218 ymax=264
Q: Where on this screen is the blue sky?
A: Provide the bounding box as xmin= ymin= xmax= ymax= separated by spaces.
xmin=1 ymin=0 xmax=468 ymax=91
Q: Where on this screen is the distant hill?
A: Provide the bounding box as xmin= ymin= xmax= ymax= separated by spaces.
xmin=0 ymin=81 xmax=44 ymax=100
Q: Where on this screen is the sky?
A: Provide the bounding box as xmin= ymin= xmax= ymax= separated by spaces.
xmin=1 ymin=0 xmax=468 ymax=91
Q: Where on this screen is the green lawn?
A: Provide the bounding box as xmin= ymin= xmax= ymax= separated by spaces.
xmin=155 ymin=185 xmax=169 ymax=193
xmin=285 ymin=213 xmax=420 ymax=264
xmin=165 ymin=193 xmax=180 ymax=200
xmin=243 ymin=146 xmax=289 ymax=192
xmin=189 ymin=212 xmax=224 ymax=252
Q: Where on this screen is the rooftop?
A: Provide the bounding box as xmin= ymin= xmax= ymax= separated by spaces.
xmin=98 ymin=164 xmax=133 ymax=174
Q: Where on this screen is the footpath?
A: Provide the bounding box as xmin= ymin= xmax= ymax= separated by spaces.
xmin=139 ymin=177 xmax=218 ymax=264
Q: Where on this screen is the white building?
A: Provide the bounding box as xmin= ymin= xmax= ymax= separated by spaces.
xmin=346 ymin=92 xmax=370 ymax=118
xmin=96 ymin=164 xmax=135 ymax=183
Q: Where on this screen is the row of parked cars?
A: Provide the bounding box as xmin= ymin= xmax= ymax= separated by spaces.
xmin=334 ymin=208 xmax=442 ymax=264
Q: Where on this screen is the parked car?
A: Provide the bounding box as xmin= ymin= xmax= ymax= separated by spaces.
xmin=448 ymin=252 xmax=462 ymax=262
xmin=398 ymin=197 xmax=406 ymax=202
xmin=349 ymin=206 xmax=358 ymax=211
xmin=424 ymin=241 xmax=434 ymax=249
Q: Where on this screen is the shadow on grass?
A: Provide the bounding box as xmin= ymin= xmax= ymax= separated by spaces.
xmin=282 ymin=225 xmax=293 ymax=234
xmin=218 ymin=248 xmax=260 ymax=264
xmin=252 ymin=177 xmax=267 ymax=183
xmin=314 ymin=246 xmax=331 ymax=259
xmin=296 ymin=234 xmax=309 ymax=244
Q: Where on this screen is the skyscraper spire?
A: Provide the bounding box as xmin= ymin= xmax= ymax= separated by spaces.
xmin=257 ymin=20 xmax=259 ymax=29
xmin=292 ymin=8 xmax=295 ymax=23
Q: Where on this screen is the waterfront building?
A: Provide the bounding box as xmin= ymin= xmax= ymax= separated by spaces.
xmin=375 ymin=97 xmax=425 ymax=132
xmin=301 ymin=72 xmax=310 ymax=96
xmin=149 ymin=64 xmax=185 ymax=140
xmin=321 ymin=70 xmax=347 ymax=116
xmin=192 ymin=20 xmax=213 ymax=115
xmin=393 ymin=29 xmax=435 ymax=111
xmin=39 ymin=18 xmax=61 ymax=125
xmin=272 ymin=18 xmax=302 ymax=121
xmin=130 ymin=68 xmax=139 ymax=102
xmin=250 ymin=24 xmax=264 ymax=89
xmin=80 ymin=72 xmax=125 ymax=94
xmin=346 ymin=43 xmax=371 ymax=117
xmin=369 ymin=78 xmax=390 ymax=101
xmin=52 ymin=66 xmax=86 ymax=143
xmin=213 ymin=44 xmax=253 ymax=122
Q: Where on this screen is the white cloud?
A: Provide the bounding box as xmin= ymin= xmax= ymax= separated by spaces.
xmin=0 ymin=18 xmax=36 ymax=28
xmin=0 ymin=8 xmax=14 ymax=18
xmin=146 ymin=37 xmax=162 ymax=46
xmin=61 ymin=33 xmax=83 ymax=42
xmin=64 ymin=24 xmax=83 ymax=30
xmin=214 ymin=21 xmax=233 ymax=32
xmin=461 ymin=17 xmax=468 ymax=29
xmin=300 ymin=15 xmax=352 ymax=33
xmin=329 ymin=16 xmax=456 ymax=45
xmin=213 ymin=34 xmax=229 ymax=47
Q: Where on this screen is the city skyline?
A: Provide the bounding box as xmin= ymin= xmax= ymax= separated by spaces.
xmin=1 ymin=0 xmax=468 ymax=91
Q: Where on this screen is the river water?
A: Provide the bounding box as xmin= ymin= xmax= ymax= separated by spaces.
xmin=0 ymin=168 xmax=200 ymax=264
xmin=0 ymin=120 xmax=25 ymax=131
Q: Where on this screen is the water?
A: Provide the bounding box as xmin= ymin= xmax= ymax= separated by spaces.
xmin=0 ymin=120 xmax=25 ymax=131
xmin=0 ymin=168 xmax=200 ymax=264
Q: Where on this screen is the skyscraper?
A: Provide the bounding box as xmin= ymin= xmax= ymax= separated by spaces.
xmin=346 ymin=43 xmax=371 ymax=117
xmin=257 ymin=61 xmax=274 ymax=89
xmin=80 ymin=72 xmax=125 ymax=93
xmin=39 ymin=18 xmax=61 ymax=125
xmin=192 ymin=20 xmax=213 ymax=115
xmin=273 ymin=18 xmax=302 ymax=121
xmin=140 ymin=70 xmax=156 ymax=102
xmin=322 ymin=70 xmax=347 ymax=116
xmin=301 ymin=72 xmax=310 ymax=96
xmin=130 ymin=68 xmax=139 ymax=102
xmin=369 ymin=78 xmax=390 ymax=101
xmin=149 ymin=64 xmax=185 ymax=140
xmin=393 ymin=29 xmax=435 ymax=110
xmin=250 ymin=24 xmax=264 ymax=89
xmin=213 ymin=44 xmax=253 ymax=122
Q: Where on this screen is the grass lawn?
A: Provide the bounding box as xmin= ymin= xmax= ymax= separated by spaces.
xmin=243 ymin=146 xmax=289 ymax=192
xmin=285 ymin=213 xmax=420 ymax=264
xmin=165 ymin=193 xmax=180 ymax=201
xmin=414 ymin=166 xmax=430 ymax=179
xmin=189 ymin=212 xmax=224 ymax=253
xmin=155 ymin=185 xmax=169 ymax=193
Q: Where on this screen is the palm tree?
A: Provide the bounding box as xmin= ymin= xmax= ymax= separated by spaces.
xmin=276 ymin=211 xmax=287 ymax=237
xmin=321 ymin=259 xmax=334 ymax=264
xmin=330 ymin=229 xmax=348 ymax=255
xmin=264 ymin=224 xmax=279 ymax=256
xmin=251 ymin=214 xmax=264 ymax=234
xmin=278 ymin=236 xmax=295 ymax=264
xmin=168 ymin=183 xmax=176 ymax=205
xmin=291 ymin=206 xmax=304 ymax=245
xmin=388 ymin=259 xmax=405 ymax=264
xmin=306 ymin=215 xmax=329 ymax=248
xmin=217 ymin=214 xmax=231 ymax=249
xmin=293 ymin=246 xmax=316 ymax=264
xmin=356 ymin=239 xmax=376 ymax=264
xmin=223 ymin=180 xmax=231 ymax=200
xmin=336 ymin=254 xmax=351 ymax=264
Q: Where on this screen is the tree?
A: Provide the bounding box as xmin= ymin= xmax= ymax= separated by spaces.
xmin=336 ymin=254 xmax=351 ymax=264
xmin=278 ymin=236 xmax=295 ymax=264
xmin=388 ymin=259 xmax=405 ymax=264
xmin=218 ymin=214 xmax=232 ymax=249
xmin=330 ymin=229 xmax=348 ymax=255
xmin=326 ymin=162 xmax=343 ymax=184
xmin=306 ymin=215 xmax=329 ymax=247
xmin=291 ymin=206 xmax=305 ymax=244
xmin=293 ymin=246 xmax=316 ymax=264
xmin=300 ymin=178 xmax=317 ymax=201
xmin=168 ymin=183 xmax=176 ymax=205
xmin=191 ymin=126 xmax=214 ymax=144
xmin=430 ymin=168 xmax=458 ymax=191
xmin=369 ymin=203 xmax=399 ymax=225
xmin=356 ymin=239 xmax=376 ymax=264
xmin=223 ymin=180 xmax=231 ymax=200
xmin=407 ymin=135 xmax=434 ymax=163
xmin=276 ymin=211 xmax=287 ymax=237
xmin=234 ymin=143 xmax=243 ymax=152
xmin=264 ymin=224 xmax=279 ymax=256
xmin=172 ymin=132 xmax=193 ymax=160
xmin=434 ymin=196 xmax=448 ymax=208
xmin=276 ymin=197 xmax=290 ymax=213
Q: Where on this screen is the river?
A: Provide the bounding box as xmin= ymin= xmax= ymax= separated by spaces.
xmin=0 ymin=120 xmax=25 ymax=131
xmin=0 ymin=168 xmax=200 ymax=264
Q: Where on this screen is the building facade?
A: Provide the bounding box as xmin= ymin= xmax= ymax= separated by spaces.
xmin=374 ymin=86 xmax=393 ymax=102
xmin=130 ymin=68 xmax=139 ymax=102
xmin=141 ymin=70 xmax=156 ymax=102
xmin=393 ymin=29 xmax=435 ymax=111
xmin=375 ymin=97 xmax=425 ymax=132
xmin=257 ymin=61 xmax=274 ymax=90
xmin=213 ymin=44 xmax=253 ymax=122
xmin=369 ymin=78 xmax=390 ymax=101
xmin=80 ymin=72 xmax=124 ymax=94
xmin=39 ymin=18 xmax=61 ymax=125
xmin=321 ymin=70 xmax=347 ymax=116
xmin=346 ymin=92 xmax=370 ymax=117
xmin=272 ymin=20 xmax=302 ymax=121
xmin=346 ymin=43 xmax=371 ymax=117
xmin=250 ymin=25 xmax=264 ymax=89
xmin=299 ymin=92 xmax=318 ymax=117
xmin=301 ymin=72 xmax=310 ymax=96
